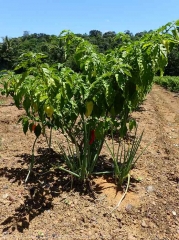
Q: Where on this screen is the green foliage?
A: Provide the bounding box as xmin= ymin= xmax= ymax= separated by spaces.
xmin=164 ymin=45 xmax=179 ymax=76
xmin=0 ymin=28 xmax=166 ymax=72
xmin=105 ymin=128 xmax=145 ymax=186
xmin=1 ymin=20 xmax=179 ymax=184
xmin=57 ymin=121 xmax=104 ymax=181
xmin=154 ymin=76 xmax=179 ymax=92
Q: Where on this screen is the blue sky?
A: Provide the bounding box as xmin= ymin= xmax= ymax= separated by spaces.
xmin=0 ymin=0 xmax=178 ymax=38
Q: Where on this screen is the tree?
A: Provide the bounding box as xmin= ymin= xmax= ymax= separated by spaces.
xmin=23 ymin=31 xmax=30 ymax=37
xmin=103 ymin=31 xmax=116 ymax=38
xmin=0 ymin=36 xmax=14 ymax=69
xmin=89 ymin=30 xmax=102 ymax=37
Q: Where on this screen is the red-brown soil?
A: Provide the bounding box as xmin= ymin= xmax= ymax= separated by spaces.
xmin=0 ymin=84 xmax=179 ymax=240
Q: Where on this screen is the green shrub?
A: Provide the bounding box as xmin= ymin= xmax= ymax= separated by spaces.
xmin=154 ymin=76 xmax=179 ymax=92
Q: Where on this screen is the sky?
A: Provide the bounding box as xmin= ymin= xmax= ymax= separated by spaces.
xmin=0 ymin=0 xmax=179 ymax=39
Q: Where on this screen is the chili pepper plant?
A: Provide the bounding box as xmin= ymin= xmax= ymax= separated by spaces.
xmin=1 ymin=20 xmax=179 ymax=185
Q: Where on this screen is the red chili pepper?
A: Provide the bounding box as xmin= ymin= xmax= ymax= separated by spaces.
xmin=89 ymin=130 xmax=95 ymax=145
xmin=32 ymin=124 xmax=36 ymax=132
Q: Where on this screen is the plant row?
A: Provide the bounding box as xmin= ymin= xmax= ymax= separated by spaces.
xmin=0 ymin=21 xmax=179 ymax=187
xmin=154 ymin=76 xmax=179 ymax=92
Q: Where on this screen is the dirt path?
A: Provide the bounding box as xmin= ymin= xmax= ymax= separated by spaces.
xmin=0 ymin=85 xmax=179 ymax=240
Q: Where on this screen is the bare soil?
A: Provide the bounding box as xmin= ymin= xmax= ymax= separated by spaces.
xmin=0 ymin=85 xmax=179 ymax=240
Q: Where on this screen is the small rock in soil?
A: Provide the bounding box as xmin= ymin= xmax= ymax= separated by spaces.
xmin=125 ymin=204 xmax=134 ymax=214
xmin=146 ymin=185 xmax=155 ymax=193
xmin=2 ymin=193 xmax=9 ymax=199
xmin=141 ymin=219 xmax=148 ymax=228
xmin=172 ymin=211 xmax=177 ymax=216
xmin=116 ymin=213 xmax=123 ymax=220
xmin=9 ymin=178 xmax=16 ymax=183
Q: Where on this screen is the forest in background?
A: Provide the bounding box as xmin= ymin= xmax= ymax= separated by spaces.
xmin=0 ymin=29 xmax=179 ymax=76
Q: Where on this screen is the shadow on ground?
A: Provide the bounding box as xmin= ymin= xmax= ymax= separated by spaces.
xmin=0 ymin=146 xmax=139 ymax=233
xmin=0 ymin=148 xmax=75 ymax=233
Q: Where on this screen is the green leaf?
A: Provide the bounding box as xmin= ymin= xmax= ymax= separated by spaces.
xmin=114 ymin=92 xmax=124 ymax=114
xmin=22 ymin=118 xmax=29 ymax=135
xmin=115 ymin=73 xmax=126 ymax=90
xmin=119 ymin=124 xmax=128 ymax=138
xmin=95 ymin=122 xmax=104 ymax=140
xmin=172 ymin=29 xmax=179 ymax=40
xmin=109 ymin=106 xmax=116 ymax=118
xmin=175 ymin=19 xmax=179 ymax=26
xmin=23 ymin=96 xmax=31 ymax=113
xmin=129 ymin=119 xmax=137 ymax=131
